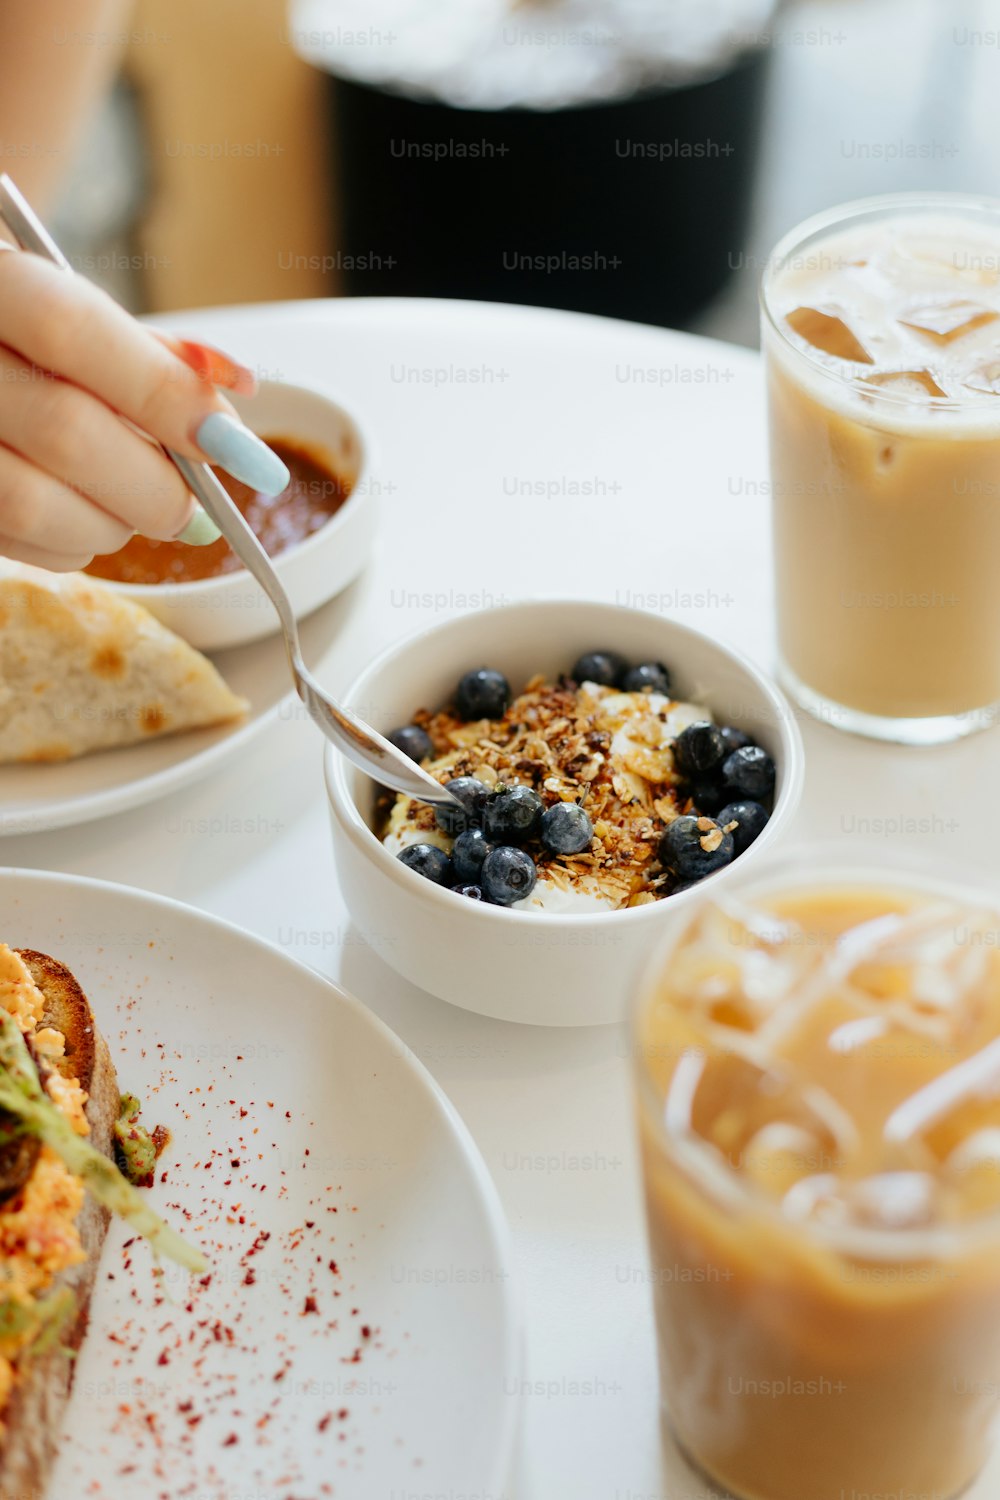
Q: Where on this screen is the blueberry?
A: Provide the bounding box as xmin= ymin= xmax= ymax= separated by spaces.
xmin=689 ymin=781 xmax=727 ymax=816
xmin=621 ymin=662 xmax=672 ymax=695
xmin=481 ymin=846 xmax=537 ymax=906
xmin=659 ymin=815 xmax=734 ymax=882
xmin=540 ymin=803 xmax=594 ymax=855
xmin=388 ymin=724 xmax=433 ymax=763
xmin=483 ymin=785 xmax=544 ymax=845
xmin=397 ymin=843 xmax=453 ymax=885
xmin=571 ymin=651 xmax=628 ymax=688
xmin=452 ymin=883 xmax=484 ymax=901
xmin=455 ymin=668 xmax=511 ymax=721
xmin=721 ymin=746 xmax=776 ymax=801
xmin=451 ymin=827 xmax=493 ymax=884
xmin=674 ymin=721 xmax=726 ymax=779
xmin=719 ymin=726 xmax=754 ymax=756
xmin=434 ymin=776 xmax=490 ymax=836
xmin=717 ymin=800 xmax=770 ymax=856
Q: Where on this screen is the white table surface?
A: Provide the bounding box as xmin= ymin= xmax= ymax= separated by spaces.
xmin=7 ymin=296 xmax=999 ymax=1500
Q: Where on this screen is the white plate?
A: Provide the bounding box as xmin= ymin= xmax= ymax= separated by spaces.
xmin=0 ymin=588 xmax=357 ymax=836
xmin=1 ymin=870 xmax=520 ymax=1499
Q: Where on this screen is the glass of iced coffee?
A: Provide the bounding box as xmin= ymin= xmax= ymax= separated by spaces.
xmin=633 ymin=863 xmax=1000 ymax=1500
xmin=761 ymin=193 xmax=1000 ymax=743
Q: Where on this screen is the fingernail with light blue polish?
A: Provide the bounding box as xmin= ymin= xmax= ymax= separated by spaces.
xmin=195 ymin=412 xmax=291 ymax=495
xmin=177 ymin=507 xmax=222 ymax=546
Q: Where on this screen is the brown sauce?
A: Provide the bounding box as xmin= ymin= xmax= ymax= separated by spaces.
xmin=84 ymin=437 xmax=352 ymax=586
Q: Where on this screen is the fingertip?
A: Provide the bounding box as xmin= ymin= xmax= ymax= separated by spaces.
xmin=161 ymin=494 xmax=196 ymax=543
xmin=166 ymin=336 xmax=258 ymax=395
xmin=176 ymin=506 xmax=222 ymax=547
xmin=193 ymin=413 xmax=290 ymax=496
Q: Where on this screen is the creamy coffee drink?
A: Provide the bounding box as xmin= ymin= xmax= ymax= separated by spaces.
xmin=761 ymin=196 xmax=1000 ymax=742
xmin=634 ymin=876 xmax=1000 ymax=1500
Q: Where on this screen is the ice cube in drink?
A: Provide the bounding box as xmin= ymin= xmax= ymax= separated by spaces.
xmin=785 ymin=305 xmax=873 ymax=363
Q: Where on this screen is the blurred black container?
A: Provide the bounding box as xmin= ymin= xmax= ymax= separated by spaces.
xmin=326 ymin=48 xmax=769 ymax=328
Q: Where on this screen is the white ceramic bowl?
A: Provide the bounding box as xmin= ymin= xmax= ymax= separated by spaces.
xmin=97 ymin=380 xmax=376 ymax=651
xmin=324 ymin=600 xmax=805 ymax=1026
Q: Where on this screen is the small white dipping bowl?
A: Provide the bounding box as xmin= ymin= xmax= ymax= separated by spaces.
xmin=324 ymin=600 xmax=805 ymax=1027
xmin=94 ymin=380 xmax=377 ymax=651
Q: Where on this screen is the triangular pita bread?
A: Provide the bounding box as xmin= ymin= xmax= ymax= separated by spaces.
xmin=0 ymin=562 xmax=248 ymax=762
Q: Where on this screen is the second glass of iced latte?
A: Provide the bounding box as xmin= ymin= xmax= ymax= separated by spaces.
xmin=634 ymin=865 xmax=1000 ymax=1500
xmin=762 ymin=193 xmax=1000 ymax=743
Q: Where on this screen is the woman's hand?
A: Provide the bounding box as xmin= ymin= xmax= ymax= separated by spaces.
xmin=0 ymin=248 xmax=289 ymax=571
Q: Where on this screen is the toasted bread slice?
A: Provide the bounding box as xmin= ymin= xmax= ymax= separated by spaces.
xmin=0 ymin=952 xmax=118 ymax=1500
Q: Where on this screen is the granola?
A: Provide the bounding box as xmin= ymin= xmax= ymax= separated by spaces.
xmin=382 ymin=674 xmax=711 ymax=911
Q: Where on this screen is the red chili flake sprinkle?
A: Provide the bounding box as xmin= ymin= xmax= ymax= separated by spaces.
xmin=302 ymin=1296 xmax=319 ymax=1316
xmin=318 ymin=1413 xmax=333 ymax=1433
xmin=231 ymin=1159 xmax=241 ymax=1168
xmin=223 ymin=1433 xmax=239 ymax=1447
xmin=157 ymin=1351 xmax=170 ymax=1366
xmin=243 ymin=1270 xmax=256 ymax=1287
xmin=360 ymin=1326 xmax=371 ymax=1340
xmin=337 ymin=1408 xmax=349 ymax=1421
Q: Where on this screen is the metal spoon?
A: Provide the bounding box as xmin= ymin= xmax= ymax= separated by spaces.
xmin=0 ymin=174 xmax=457 ymax=808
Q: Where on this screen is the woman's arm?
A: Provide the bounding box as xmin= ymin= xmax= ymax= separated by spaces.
xmin=0 ymin=0 xmax=131 ymax=207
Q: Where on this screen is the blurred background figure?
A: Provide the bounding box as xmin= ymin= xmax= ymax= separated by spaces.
xmin=2 ymin=0 xmax=997 ymax=344
xmin=298 ymin=0 xmax=777 ymax=328
xmin=0 ymin=0 xmax=333 ymax=312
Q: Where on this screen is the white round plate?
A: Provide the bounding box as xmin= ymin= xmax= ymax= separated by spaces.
xmin=0 ymin=588 xmax=357 ymax=836
xmin=2 ymin=870 xmax=519 ymax=1499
